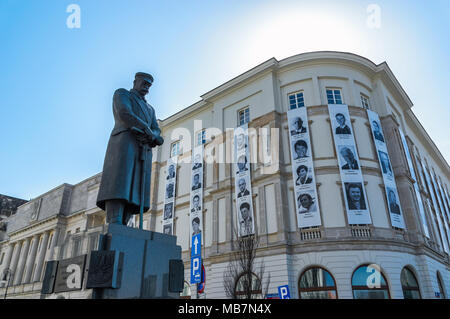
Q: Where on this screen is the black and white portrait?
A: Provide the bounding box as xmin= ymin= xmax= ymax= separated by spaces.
xmin=163 ymin=202 xmax=173 ymax=220
xmin=345 ymin=182 xmax=367 ymax=210
xmin=335 ymin=113 xmax=352 ymax=135
xmin=166 ymin=164 xmax=176 ymax=180
xmin=236 ymin=133 xmax=247 ymax=151
xmin=192 ymin=153 xmax=202 ymax=170
xmin=191 ymin=194 xmax=202 ymax=213
xmin=339 ymin=145 xmax=359 ymax=170
xmin=297 ymin=191 xmax=317 ymax=214
xmin=163 ymin=224 xmax=172 ymax=235
xmin=290 ymin=116 xmax=307 ymax=136
xmin=239 ymin=202 xmax=253 ymax=236
xmin=237 ymin=177 xmax=250 ymax=198
xmin=378 ymin=150 xmax=393 ymax=176
xmin=372 ymin=120 xmax=385 ymax=143
xmin=236 ymin=155 xmax=248 ymax=174
xmin=292 ymin=139 xmax=309 ymax=160
xmin=387 ymin=187 xmax=401 ymax=215
xmin=165 ymin=182 xmax=174 ymax=199
xmin=192 ymin=173 xmax=202 ymax=190
xmin=192 ymin=217 xmax=202 ymax=236
xmin=295 ymin=164 xmax=312 ymax=185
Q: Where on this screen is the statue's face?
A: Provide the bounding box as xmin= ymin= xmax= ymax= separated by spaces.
xmin=134 ymin=78 xmax=152 ymax=97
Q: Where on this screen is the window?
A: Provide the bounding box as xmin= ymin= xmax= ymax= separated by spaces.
xmin=180 ymin=281 xmax=191 ymax=299
xmin=234 ymin=272 xmax=262 ymax=299
xmin=89 ymin=233 xmax=99 ymax=251
xmin=401 ymin=267 xmax=421 ymax=299
xmin=238 ymin=107 xmax=250 ymax=126
xmin=71 ymin=237 xmax=82 ymax=257
xmin=196 ymin=129 xmax=206 ymax=146
xmin=298 ymin=267 xmax=338 ymax=299
xmin=437 ymin=271 xmax=446 ymax=299
xmin=352 ymin=265 xmax=390 ymax=299
xmin=326 ymin=88 xmax=343 ymax=104
xmin=360 ymin=94 xmax=370 ymax=109
xmin=0 ymin=252 xmax=4 ymax=265
xmin=170 ymin=141 xmax=181 ymax=157
xmin=288 ymin=92 xmax=305 ymax=110
xmin=47 ymin=233 xmax=53 ymax=250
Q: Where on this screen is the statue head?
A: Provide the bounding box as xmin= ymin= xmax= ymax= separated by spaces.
xmin=133 ymin=72 xmax=154 ymax=97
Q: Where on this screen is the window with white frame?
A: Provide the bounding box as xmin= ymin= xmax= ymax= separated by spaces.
xmin=360 ymin=94 xmax=370 ymax=109
xmin=196 ymin=129 xmax=206 ymax=146
xmin=288 ymin=91 xmax=305 ymax=110
xmin=238 ymin=107 xmax=250 ymax=126
xmin=326 ymin=88 xmax=343 ymax=104
xmin=170 ymin=141 xmax=181 ymax=157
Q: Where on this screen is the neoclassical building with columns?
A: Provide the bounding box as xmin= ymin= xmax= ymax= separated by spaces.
xmin=0 ymin=51 xmax=449 ymax=299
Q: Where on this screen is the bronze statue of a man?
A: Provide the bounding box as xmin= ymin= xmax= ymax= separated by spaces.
xmin=97 ymin=72 xmax=164 ymax=225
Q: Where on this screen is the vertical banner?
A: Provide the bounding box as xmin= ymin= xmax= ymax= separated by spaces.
xmin=234 ymin=124 xmax=255 ymax=237
xmin=398 ymin=129 xmax=429 ymax=237
xmin=367 ymin=110 xmax=405 ymax=229
xmin=421 ymin=160 xmax=449 ymax=253
xmin=328 ymin=104 xmax=372 ymax=225
xmin=162 ymin=156 xmax=178 ymax=235
xmin=287 ymin=107 xmax=322 ymax=228
xmin=430 ymin=170 xmax=450 ymax=250
xmin=190 ymin=145 xmax=204 ymax=246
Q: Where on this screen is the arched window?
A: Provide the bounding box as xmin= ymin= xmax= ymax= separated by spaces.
xmin=437 ymin=271 xmax=446 ymax=299
xmin=401 ymin=267 xmax=421 ymax=299
xmin=234 ymin=272 xmax=262 ymax=299
xmin=352 ymin=264 xmax=390 ymax=299
xmin=298 ymin=267 xmax=337 ymax=299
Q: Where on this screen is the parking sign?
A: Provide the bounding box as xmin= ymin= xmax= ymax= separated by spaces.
xmin=278 ymin=285 xmax=291 ymax=299
xmin=190 ymin=256 xmax=202 ymax=284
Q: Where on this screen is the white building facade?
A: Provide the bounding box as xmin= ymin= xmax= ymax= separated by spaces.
xmin=0 ymin=51 xmax=449 ymax=299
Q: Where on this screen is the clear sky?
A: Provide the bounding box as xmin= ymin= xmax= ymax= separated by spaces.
xmin=1 ymin=0 xmax=449 ymax=200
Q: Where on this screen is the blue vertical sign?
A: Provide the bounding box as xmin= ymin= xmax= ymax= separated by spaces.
xmin=191 ymin=233 xmax=201 ymax=257
xmin=190 ymin=233 xmax=202 ymax=284
xmin=278 ymin=285 xmax=291 ymax=299
xmin=190 ymin=256 xmax=202 ymax=284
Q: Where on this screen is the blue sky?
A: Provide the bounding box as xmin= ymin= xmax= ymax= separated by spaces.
xmin=1 ymin=0 xmax=449 ymax=200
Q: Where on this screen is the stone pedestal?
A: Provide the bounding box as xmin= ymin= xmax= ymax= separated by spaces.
xmin=90 ymin=223 xmax=183 ymax=299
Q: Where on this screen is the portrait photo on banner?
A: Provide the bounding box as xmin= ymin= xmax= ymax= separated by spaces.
xmin=163 ymin=202 xmax=173 ymax=220
xmin=290 ymin=115 xmax=308 ymax=135
xmin=386 ymin=186 xmax=401 ymax=215
xmin=295 ymin=163 xmax=313 ymax=186
xmin=291 ymin=138 xmax=309 ymax=160
xmin=334 ymin=112 xmax=352 ymax=135
xmin=295 ymin=189 xmax=318 ymax=215
xmin=344 ymin=182 xmax=367 ymax=211
xmin=163 ymin=224 xmax=172 ymax=235
xmin=237 ymin=199 xmax=254 ymax=237
xmin=378 ymin=150 xmax=393 ymax=177
xmin=338 ymin=145 xmax=359 ymax=171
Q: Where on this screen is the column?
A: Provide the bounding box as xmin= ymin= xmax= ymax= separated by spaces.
xmin=13 ymin=238 xmax=30 ymax=285
xmin=47 ymin=229 xmax=60 ymax=261
xmin=22 ymin=234 xmax=40 ymax=284
xmin=1 ymin=244 xmax=14 ymax=276
xmin=32 ymin=231 xmax=49 ymax=282
xmin=8 ymin=242 xmax=22 ymax=285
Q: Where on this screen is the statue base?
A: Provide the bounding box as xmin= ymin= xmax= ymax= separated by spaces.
xmin=88 ymin=223 xmax=183 ymax=299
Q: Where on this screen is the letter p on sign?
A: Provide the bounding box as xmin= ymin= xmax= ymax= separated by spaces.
xmin=278 ymin=285 xmax=290 ymax=299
